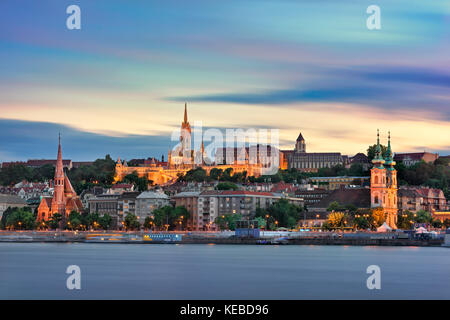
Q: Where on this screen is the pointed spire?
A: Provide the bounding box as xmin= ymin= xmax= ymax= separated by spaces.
xmin=372 ymin=129 xmax=385 ymax=168
xmin=184 ymin=102 xmax=188 ymax=123
xmin=55 ymin=133 xmax=64 ymax=179
xmin=385 ymin=131 xmax=396 ymax=169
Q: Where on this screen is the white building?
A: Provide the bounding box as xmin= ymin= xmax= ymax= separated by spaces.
xmin=136 ymin=191 xmax=170 ymax=222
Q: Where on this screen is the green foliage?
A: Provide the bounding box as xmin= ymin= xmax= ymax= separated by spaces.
xmin=0 ymin=164 xmax=33 ymax=186
xmin=124 ymin=214 xmax=141 ymax=230
xmin=215 ymin=214 xmax=243 ymax=231
xmin=152 ymin=206 xmax=190 ymax=230
xmin=326 ymin=201 xmax=357 ymax=213
xmin=354 ymin=216 xmax=370 ymax=230
xmin=216 ymin=182 xmax=238 ymax=190
xmin=3 ymin=207 xmax=35 ymax=230
xmin=98 ymin=214 xmax=113 ymax=230
xmin=119 ymin=171 xmax=150 ymax=191
xmin=413 ymin=210 xmax=433 ymax=224
xmin=143 ymin=216 xmax=154 ymax=229
xmin=265 ymin=198 xmax=304 ymax=229
xmin=68 ymin=155 xmax=116 ymax=194
xmin=178 ymin=167 xmax=249 ymax=183
xmin=397 ymin=210 xmax=414 ymax=230
xmin=48 ymin=213 xmax=62 ymax=229
xmin=178 ymin=167 xmax=209 ymax=182
xmin=432 ymin=219 xmax=443 ymax=228
xmin=443 ymin=219 xmax=450 ymax=228
xmin=395 ymin=160 xmax=450 ymax=198
xmin=66 ymin=210 xmax=82 ymax=230
xmin=367 ymin=144 xmax=388 ymax=161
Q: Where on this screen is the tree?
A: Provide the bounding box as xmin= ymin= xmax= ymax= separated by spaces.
xmin=209 ymin=168 xmax=223 ymax=181
xmin=367 ymin=144 xmax=387 ymax=161
xmin=66 ymin=210 xmax=82 ymax=230
xmin=48 ymin=213 xmax=62 ymax=230
xmin=413 ymin=210 xmax=432 ymax=224
xmin=432 ymin=219 xmax=443 ymax=229
xmin=370 ymin=208 xmax=385 ymax=228
xmin=266 ymin=199 xmax=303 ymax=229
xmin=124 ymin=214 xmax=140 ymax=230
xmin=397 ymin=211 xmax=414 ymax=230
xmin=214 ymin=213 xmax=242 ymax=231
xmin=143 ymin=216 xmax=154 ymax=230
xmin=99 ymin=214 xmax=113 ymax=230
xmin=327 ymin=212 xmax=349 ymax=228
xmin=216 ymin=182 xmax=238 ymax=190
xmin=4 ymin=207 xmax=35 ymax=230
xmin=354 ymin=216 xmax=370 ymax=230
xmin=443 ymin=219 xmax=450 ymax=228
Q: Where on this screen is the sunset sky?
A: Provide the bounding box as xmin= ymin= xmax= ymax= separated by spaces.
xmin=0 ymin=0 xmax=449 ymax=161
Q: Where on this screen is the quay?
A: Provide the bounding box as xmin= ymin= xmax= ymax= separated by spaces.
xmin=0 ymin=231 xmax=445 ymax=247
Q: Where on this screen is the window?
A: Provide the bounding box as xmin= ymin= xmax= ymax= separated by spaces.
xmin=374 ymin=176 xmax=379 ymax=184
xmin=374 ymin=195 xmax=379 ymax=204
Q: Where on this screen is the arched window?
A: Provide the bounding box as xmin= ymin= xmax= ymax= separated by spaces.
xmin=374 ymin=195 xmax=379 ymax=204
xmin=374 ymin=176 xmax=379 ymax=184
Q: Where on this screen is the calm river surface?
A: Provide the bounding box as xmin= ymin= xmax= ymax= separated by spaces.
xmin=0 ymin=243 xmax=448 ymax=299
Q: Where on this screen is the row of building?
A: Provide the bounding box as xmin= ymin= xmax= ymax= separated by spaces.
xmin=84 ymin=189 xmax=303 ymax=230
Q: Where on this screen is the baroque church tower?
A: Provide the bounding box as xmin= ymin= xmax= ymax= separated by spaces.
xmin=370 ymin=130 xmax=398 ymax=229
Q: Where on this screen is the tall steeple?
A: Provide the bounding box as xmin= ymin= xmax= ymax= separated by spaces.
xmin=372 ymin=129 xmax=385 ymax=168
xmin=52 ymin=133 xmax=66 ymax=216
xmin=384 ymin=131 xmax=396 ymax=170
xmin=184 ymin=102 xmax=188 ymax=124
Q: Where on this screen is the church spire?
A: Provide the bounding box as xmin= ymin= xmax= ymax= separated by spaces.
xmin=184 ymin=102 xmax=188 ymax=124
xmin=55 ymin=133 xmax=64 ymax=179
xmin=372 ymin=129 xmax=385 ymax=168
xmin=385 ymin=131 xmax=396 ymax=170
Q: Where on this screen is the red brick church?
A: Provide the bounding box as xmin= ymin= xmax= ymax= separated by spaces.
xmin=37 ymin=135 xmax=82 ymax=222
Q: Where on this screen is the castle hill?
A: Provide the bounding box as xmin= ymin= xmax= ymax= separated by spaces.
xmin=0 ymin=104 xmax=449 ymax=247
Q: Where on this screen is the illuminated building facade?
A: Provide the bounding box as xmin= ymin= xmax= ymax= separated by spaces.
xmin=114 ymin=104 xmax=266 ymax=185
xmin=370 ymin=130 xmax=398 ymax=229
xmin=37 ymin=136 xmax=82 ymax=222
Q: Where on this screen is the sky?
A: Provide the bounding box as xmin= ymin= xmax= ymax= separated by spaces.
xmin=0 ymin=0 xmax=449 ymax=161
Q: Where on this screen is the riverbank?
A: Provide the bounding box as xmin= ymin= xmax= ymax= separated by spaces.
xmin=0 ymin=231 xmax=445 ymax=246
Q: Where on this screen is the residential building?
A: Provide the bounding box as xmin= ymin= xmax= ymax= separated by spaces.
xmin=117 ymin=191 xmax=140 ymax=222
xmin=135 ymin=191 xmax=170 ymax=223
xmin=0 ymin=194 xmax=27 ymax=219
xmin=171 ymin=191 xmax=200 ymax=230
xmin=295 ymin=188 xmax=330 ymax=207
xmin=87 ymin=194 xmax=120 ymax=226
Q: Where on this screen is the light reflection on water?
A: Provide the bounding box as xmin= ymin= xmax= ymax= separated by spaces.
xmin=0 ymin=243 xmax=448 ymax=299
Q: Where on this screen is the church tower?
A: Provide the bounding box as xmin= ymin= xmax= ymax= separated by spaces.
xmin=51 ymin=134 xmax=66 ymax=217
xmin=180 ymin=103 xmax=192 ymax=163
xmin=370 ymin=130 xmax=398 ymax=229
xmin=295 ymin=132 xmax=306 ymax=153
xmin=384 ymin=132 xmax=398 ymax=228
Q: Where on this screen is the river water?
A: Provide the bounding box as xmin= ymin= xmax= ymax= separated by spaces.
xmin=0 ymin=243 xmax=448 ymax=299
